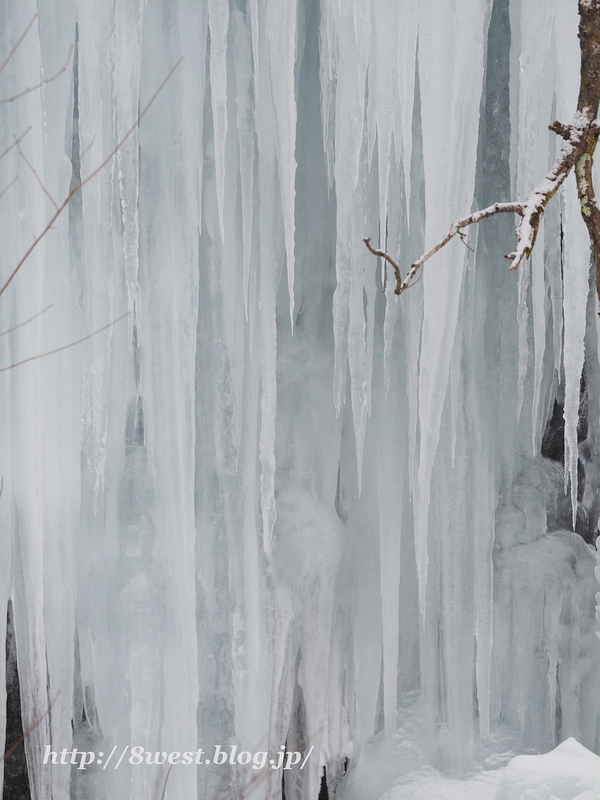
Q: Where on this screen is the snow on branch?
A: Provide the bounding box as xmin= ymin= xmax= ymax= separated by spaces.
xmin=366 ymin=1 xmax=600 ymax=302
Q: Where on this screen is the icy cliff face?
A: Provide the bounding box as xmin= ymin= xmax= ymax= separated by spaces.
xmin=0 ymin=0 xmax=599 ymax=799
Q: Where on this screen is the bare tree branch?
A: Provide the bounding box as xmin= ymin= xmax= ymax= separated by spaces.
xmin=363 ymin=237 xmax=402 ymax=287
xmin=396 ymin=203 xmax=524 ymax=296
xmin=365 ymin=1 xmax=600 ymax=301
xmin=0 ymin=175 xmax=18 ymax=200
xmin=0 ymin=45 xmax=73 ymax=105
xmin=0 ymin=15 xmax=37 ymax=77
xmin=157 ymin=765 xmax=173 ymax=800
xmin=0 ymin=303 xmax=52 ymax=338
xmin=0 ymin=127 xmax=31 ymax=164
xmin=1 ymin=692 xmax=60 ymax=763
xmin=0 ymin=312 xmax=130 ymax=373
xmin=15 ymin=137 xmax=59 ymax=210
xmin=0 ymin=57 xmax=182 ymax=298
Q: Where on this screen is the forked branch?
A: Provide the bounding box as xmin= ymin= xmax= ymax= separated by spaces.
xmin=366 ymin=1 xmax=600 ymax=301
xmin=0 ymin=45 xmax=73 ymax=105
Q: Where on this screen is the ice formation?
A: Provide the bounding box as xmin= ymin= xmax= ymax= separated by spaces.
xmin=0 ymin=0 xmax=599 ymax=799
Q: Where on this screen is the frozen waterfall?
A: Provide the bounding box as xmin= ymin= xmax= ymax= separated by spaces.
xmin=0 ymin=0 xmax=599 ymax=798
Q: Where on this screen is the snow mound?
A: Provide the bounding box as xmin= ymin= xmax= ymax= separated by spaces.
xmin=496 ymin=738 xmax=600 ymax=799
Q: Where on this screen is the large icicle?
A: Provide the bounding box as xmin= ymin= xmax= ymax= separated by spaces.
xmin=75 ymin=2 xmax=133 ymax=797
xmin=248 ymin=0 xmax=284 ymax=559
xmin=265 ymin=0 xmax=298 ymax=326
xmin=233 ymin=5 xmax=256 ymax=319
xmin=36 ymin=5 xmax=80 ymax=800
xmin=368 ymin=0 xmax=396 ymax=250
xmin=562 ymin=177 xmax=589 ymax=527
xmin=328 ymin=0 xmax=373 ymax=485
xmin=114 ymin=0 xmax=144 ymax=333
xmin=327 ymin=0 xmax=370 ymax=416
xmin=514 ymin=0 xmax=555 ymax=434
xmin=0 ymin=7 xmax=76 ymax=799
xmin=394 ymin=0 xmax=419 ymax=209
xmin=555 ymin=0 xmax=587 ymax=528
xmin=137 ymin=2 xmax=202 ymax=796
xmin=414 ymin=0 xmax=491 ymax=614
xmin=3 ymin=3 xmax=600 ymax=800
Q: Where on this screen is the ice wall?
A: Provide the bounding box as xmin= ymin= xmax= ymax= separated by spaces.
xmin=0 ymin=0 xmax=599 ymax=799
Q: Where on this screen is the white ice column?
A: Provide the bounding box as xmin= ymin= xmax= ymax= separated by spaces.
xmin=138 ymin=3 xmax=201 ymax=797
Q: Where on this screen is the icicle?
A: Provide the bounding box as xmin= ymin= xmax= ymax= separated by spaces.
xmin=394 ymin=0 xmax=418 ymax=210
xmin=77 ymin=0 xmax=123 ymax=507
xmin=554 ymin=0 xmax=586 ymax=529
xmin=544 ymin=177 xmax=564 ymax=382
xmin=114 ymin=0 xmax=144 ymax=335
xmin=138 ymin=3 xmax=202 ymax=797
xmin=328 ymin=0 xmax=372 ymax=486
xmin=514 ymin=0 xmax=555 ymax=432
xmin=515 ymin=261 xmax=530 ymax=424
xmin=383 ymin=290 xmax=399 ymax=401
xmin=368 ymin=0 xmax=396 ymax=247
xmin=3 ymin=1 xmax=600 ymax=796
xmin=0 ymin=7 xmax=81 ymax=798
xmin=382 ymin=141 xmax=404 ymax=403
xmin=530 ymin=237 xmax=547 ymax=449
xmin=218 ymin=17 xmax=246 ymax=469
xmin=208 ymin=0 xmax=229 ymax=242
xmin=253 ymin=0 xmax=280 ymax=555
xmin=528 ymin=27 xmax=556 ymax=449
xmin=561 ymin=174 xmax=589 ymax=529
xmin=448 ymin=296 xmax=464 ymax=468
xmin=265 ymin=0 xmax=298 ymax=327
xmin=0 ymin=30 xmax=45 ymax=795
xmin=377 ymin=379 xmax=405 ymax=735
xmin=233 ymin=6 xmax=255 ymax=320
xmin=318 ymin=0 xmax=336 ymax=188
xmin=36 ymin=5 xmax=81 ymax=798
xmin=414 ymin=0 xmax=491 ymax=614
xmin=348 ymin=240 xmax=369 ymax=489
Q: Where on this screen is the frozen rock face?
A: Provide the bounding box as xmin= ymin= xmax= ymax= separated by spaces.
xmin=1 ymin=0 xmax=600 ymax=798
xmin=496 ymin=738 xmax=600 ymax=800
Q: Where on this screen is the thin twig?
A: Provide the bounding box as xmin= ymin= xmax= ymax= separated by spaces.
xmin=365 ymin=3 xmax=600 ymax=302
xmin=0 ymin=45 xmax=73 ymax=105
xmin=368 ymin=202 xmax=524 ymax=295
xmin=0 ymin=477 xmax=3 ymax=500
xmin=366 ymin=112 xmax=589 ymax=296
xmin=0 ymin=127 xmax=32 ymax=164
xmin=159 ymin=765 xmax=173 ymax=800
xmin=458 ymin=230 xmax=475 ymax=251
xmin=15 ymin=138 xmax=59 ymax=210
xmin=0 ymin=58 xmax=182 ymax=298
xmin=0 ymin=14 xmax=37 ymax=77
xmin=76 ymin=57 xmax=183 ymax=192
xmin=0 ymin=175 xmax=18 ymax=201
xmin=0 ymin=304 xmax=52 ymax=338
xmin=1 ymin=691 xmax=60 ymax=763
xmin=0 ymin=312 xmax=129 ymax=373
xmin=363 ymin=238 xmax=402 ymax=287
